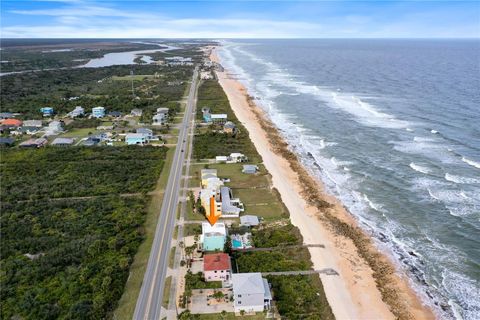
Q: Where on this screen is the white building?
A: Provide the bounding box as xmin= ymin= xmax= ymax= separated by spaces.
xmin=229 ymin=153 xmax=247 ymax=163
xmin=45 ymin=121 xmax=63 ymax=136
xmin=68 ymin=106 xmax=85 ymax=118
xmin=215 ymin=156 xmax=228 ymax=163
xmin=23 ymin=120 xmax=42 ymax=127
xmin=220 ymin=186 xmax=242 ymax=217
xmin=232 ymin=273 xmax=272 ymax=313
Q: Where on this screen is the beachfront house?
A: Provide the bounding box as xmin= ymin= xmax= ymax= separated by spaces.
xmin=240 ymin=215 xmax=260 ymax=227
xmin=220 ymin=186 xmax=243 ymax=217
xmin=232 ymin=273 xmax=272 ymax=313
xmin=125 ymin=133 xmax=148 ymax=145
xmin=200 ymin=222 xmax=227 ymax=252
xmin=92 ymin=107 xmax=106 ymax=118
xmin=51 ymin=138 xmax=74 ymax=147
xmin=229 ymin=153 xmax=247 ymax=163
xmin=215 ymin=156 xmax=228 ymax=163
xmin=201 ymin=169 xmax=218 ymax=187
xmin=211 ymin=114 xmax=228 ymax=124
xmin=203 ymin=253 xmax=232 ymax=282
xmin=40 ymin=107 xmax=54 ymax=117
xmin=223 ymin=121 xmax=236 ymax=134
xmin=68 ymin=106 xmax=85 ymax=118
xmin=242 ymin=165 xmax=259 ymax=174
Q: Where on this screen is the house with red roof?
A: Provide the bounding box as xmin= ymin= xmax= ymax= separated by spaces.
xmin=1 ymin=118 xmax=22 ymax=128
xmin=203 ymin=253 xmax=231 ymax=282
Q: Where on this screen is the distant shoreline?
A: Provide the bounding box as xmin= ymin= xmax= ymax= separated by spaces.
xmin=209 ymin=45 xmax=436 ymax=320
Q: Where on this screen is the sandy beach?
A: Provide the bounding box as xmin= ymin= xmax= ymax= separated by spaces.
xmin=209 ymin=47 xmax=435 ymax=320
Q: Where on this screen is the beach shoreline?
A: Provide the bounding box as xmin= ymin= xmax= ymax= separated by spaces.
xmin=209 ymin=46 xmax=436 ymax=320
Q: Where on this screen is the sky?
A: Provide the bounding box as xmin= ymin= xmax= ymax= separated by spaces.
xmin=1 ymin=0 xmax=479 ymax=38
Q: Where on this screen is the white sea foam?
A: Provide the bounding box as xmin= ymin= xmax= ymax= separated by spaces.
xmin=230 ymin=42 xmax=412 ymax=130
xmin=363 ymin=194 xmax=383 ymax=211
xmin=462 ymin=157 xmax=480 ymax=169
xmin=219 ymin=42 xmax=479 ymax=320
xmin=445 ymin=173 xmax=480 ymax=184
xmin=409 ymin=162 xmax=432 ymax=174
xmin=431 ymin=129 xmax=439 ymax=134
xmin=442 ymin=270 xmax=480 ymax=320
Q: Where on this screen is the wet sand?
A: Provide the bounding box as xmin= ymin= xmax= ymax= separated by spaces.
xmin=209 ymin=46 xmax=435 ymax=320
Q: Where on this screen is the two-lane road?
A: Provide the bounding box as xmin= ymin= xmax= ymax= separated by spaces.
xmin=133 ymin=67 xmax=199 ymax=320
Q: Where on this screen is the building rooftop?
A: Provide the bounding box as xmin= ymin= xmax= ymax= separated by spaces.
xmin=125 ymin=133 xmax=147 ymax=139
xmin=51 ymin=138 xmax=74 ymax=145
xmin=232 ymin=273 xmax=265 ymax=295
xmin=220 ymin=187 xmax=241 ymax=215
xmin=203 ymin=253 xmax=231 ymax=271
xmin=202 ymin=222 xmax=227 ymax=237
xmin=240 ymin=215 xmax=260 ymax=226
xmin=211 ymin=114 xmax=227 ymax=119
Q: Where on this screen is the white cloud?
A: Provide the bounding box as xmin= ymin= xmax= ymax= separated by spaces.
xmin=3 ymin=1 xmax=479 ymax=38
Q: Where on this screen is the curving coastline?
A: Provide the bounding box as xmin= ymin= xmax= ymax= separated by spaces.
xmin=210 ymin=46 xmax=436 ymax=320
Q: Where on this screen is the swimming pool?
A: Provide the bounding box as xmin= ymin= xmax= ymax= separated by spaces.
xmin=232 ymin=239 xmax=242 ymax=249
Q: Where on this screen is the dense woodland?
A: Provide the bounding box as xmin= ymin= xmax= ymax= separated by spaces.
xmin=0 ymin=64 xmax=191 ymax=119
xmin=0 ymin=146 xmax=167 ymax=319
xmin=193 ymin=80 xmax=260 ymax=161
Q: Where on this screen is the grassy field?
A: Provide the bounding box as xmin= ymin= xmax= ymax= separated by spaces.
xmin=59 ymin=127 xmax=98 ymax=138
xmin=233 ymin=188 xmax=288 ymax=221
xmin=162 ymin=276 xmax=172 ymax=308
xmin=169 ymin=247 xmax=176 ymax=268
xmin=113 ymin=146 xmax=175 ymax=320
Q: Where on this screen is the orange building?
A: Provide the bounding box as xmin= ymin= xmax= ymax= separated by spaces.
xmin=1 ymin=119 xmax=22 ymax=127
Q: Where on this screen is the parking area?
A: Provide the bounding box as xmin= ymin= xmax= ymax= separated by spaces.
xmin=189 ymin=288 xmax=234 ymax=314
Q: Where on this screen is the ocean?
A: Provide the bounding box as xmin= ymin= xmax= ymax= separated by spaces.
xmin=218 ymin=39 xmax=480 ymax=320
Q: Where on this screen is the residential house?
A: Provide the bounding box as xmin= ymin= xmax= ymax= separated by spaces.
xmin=201 ymin=169 xmax=218 ymax=187
xmin=15 ymin=126 xmax=40 ymax=135
xmin=0 ymin=112 xmax=14 ymax=120
xmin=200 ymin=222 xmax=227 ymax=252
xmin=68 ymin=106 xmax=85 ymax=118
xmin=229 ymin=153 xmax=247 ymax=163
xmin=240 ymin=215 xmax=260 ymax=227
xmin=0 ymin=137 xmax=15 ymax=146
xmin=51 ymin=138 xmax=74 ymax=146
xmin=220 ymin=186 xmax=242 ymax=217
xmin=215 ymin=156 xmax=228 ymax=163
xmin=232 ymin=273 xmax=272 ymax=313
xmin=136 ymin=128 xmax=153 ymax=140
xmin=92 ymin=107 xmax=106 ymax=118
xmin=203 ymin=253 xmax=232 ymax=282
xmin=82 ymin=136 xmax=101 ymax=146
xmin=211 ymin=114 xmax=227 ymax=124
xmin=1 ymin=118 xmax=22 ymax=128
xmin=156 ymin=107 xmax=169 ymax=114
xmin=40 ymin=107 xmax=54 ymax=117
xmin=131 ymin=108 xmax=143 ymax=116
xmin=45 ymin=121 xmax=63 ymax=136
xmin=223 ymin=121 xmax=236 ymax=134
xmin=108 ymin=111 xmax=122 ymax=118
xmin=125 ymin=133 xmax=148 ymax=145
xmin=19 ymin=138 xmax=47 ymax=148
xmin=242 ymin=165 xmax=259 ymax=174
xmin=23 ymin=120 xmax=42 ymax=128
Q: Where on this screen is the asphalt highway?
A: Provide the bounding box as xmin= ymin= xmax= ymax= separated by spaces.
xmin=133 ymin=67 xmax=198 ymax=320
